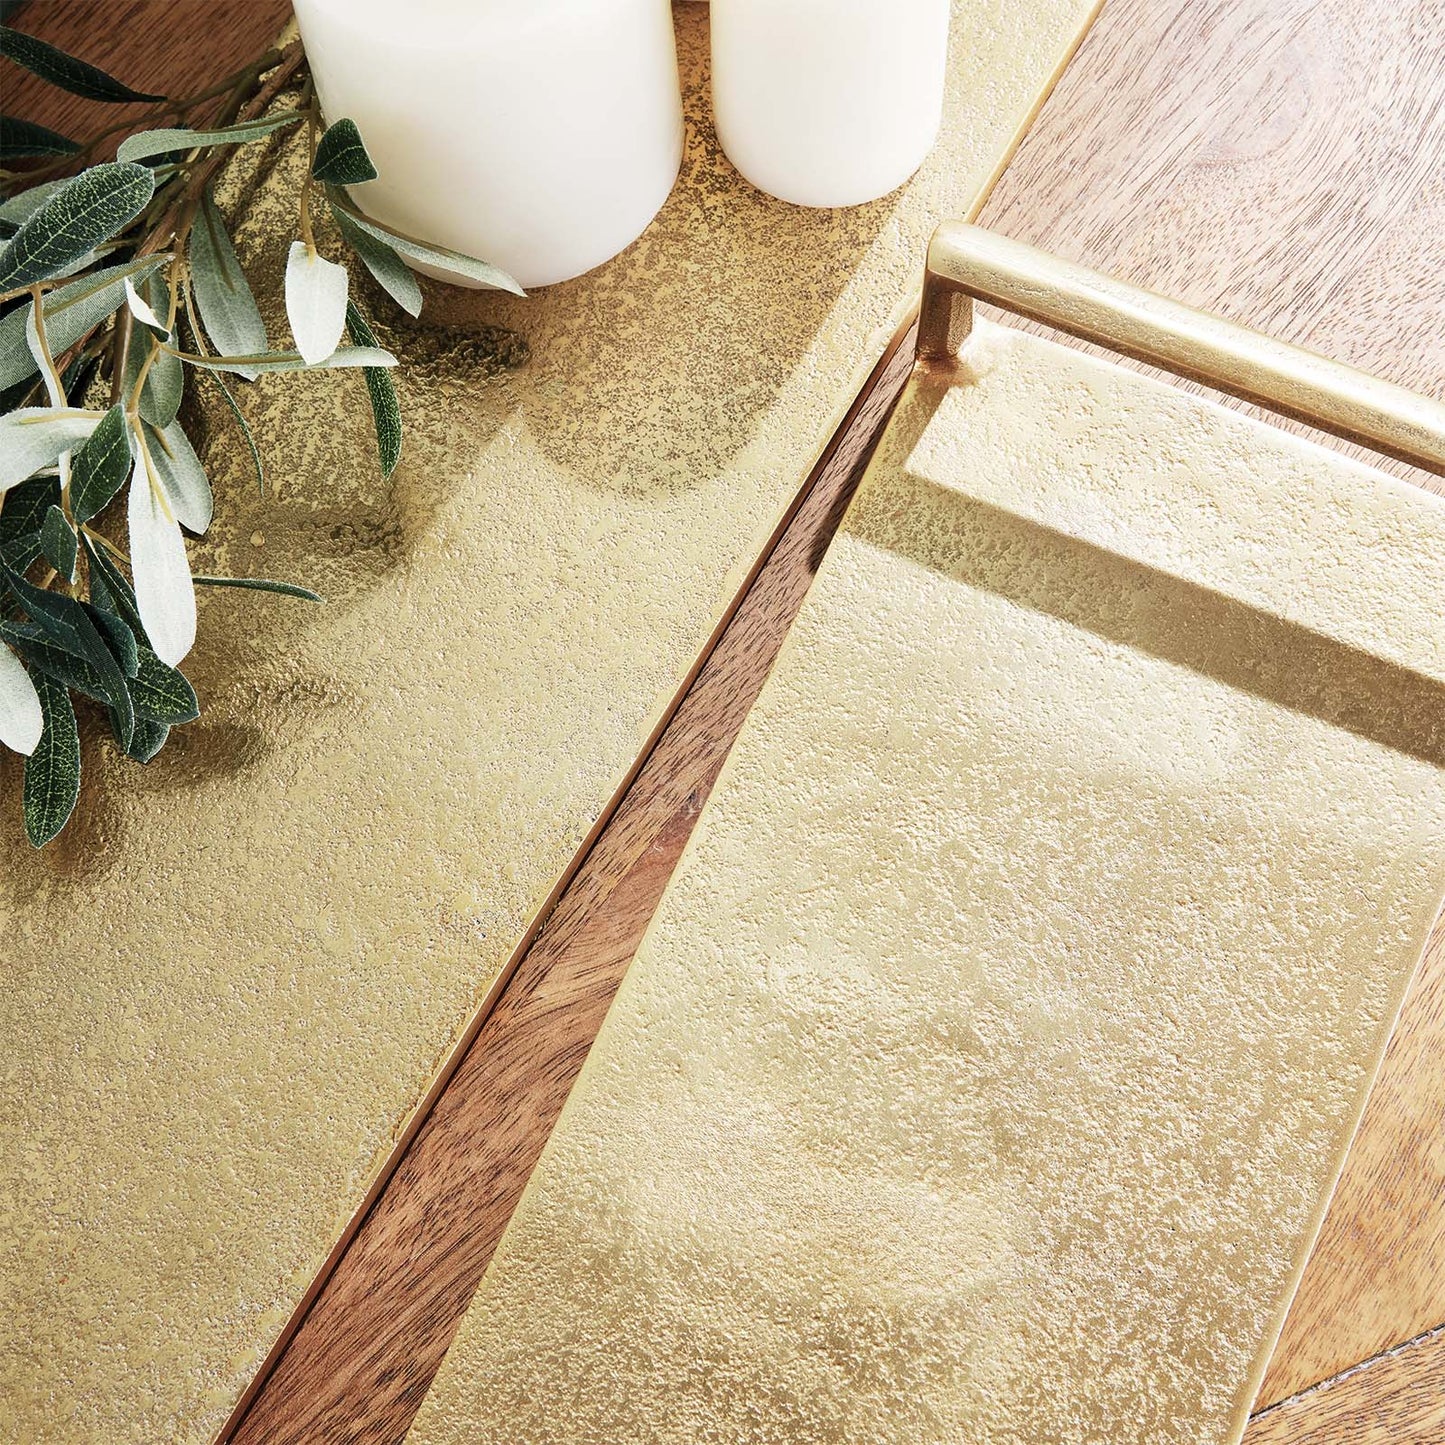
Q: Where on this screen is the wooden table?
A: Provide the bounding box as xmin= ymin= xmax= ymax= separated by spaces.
xmin=9 ymin=3 xmax=1443 ymax=1441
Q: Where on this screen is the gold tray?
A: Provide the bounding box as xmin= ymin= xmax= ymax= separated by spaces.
xmin=408 ymin=227 xmax=1445 ymax=1444
xmin=0 ymin=7 xmax=1100 ymax=1443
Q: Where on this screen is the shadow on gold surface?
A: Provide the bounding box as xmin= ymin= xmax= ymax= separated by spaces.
xmin=0 ymin=5 xmax=1101 ymax=1442
xmin=409 ymin=325 xmax=1445 ymax=1445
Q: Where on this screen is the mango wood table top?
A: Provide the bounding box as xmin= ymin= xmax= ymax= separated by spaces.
xmin=9 ymin=3 xmax=1443 ymax=1441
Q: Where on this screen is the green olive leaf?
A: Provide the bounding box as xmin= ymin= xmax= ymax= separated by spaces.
xmin=2 ymin=562 xmax=134 ymax=748
xmin=128 ymin=645 xmax=199 ymax=724
xmin=38 ymin=504 xmax=77 ymax=581
xmin=311 ymin=118 xmax=378 ymax=185
xmin=123 ymin=715 xmax=169 ymax=763
xmin=0 ymin=114 xmax=80 ymax=161
xmin=0 ymin=25 xmax=164 ymax=104
xmin=0 ymin=162 xmax=155 ymax=290
xmin=193 ymin=575 xmax=323 ymax=602
xmin=22 ymin=670 xmax=80 ymax=847
xmin=82 ymin=533 xmax=148 ymax=645
xmin=346 ymin=300 xmax=401 ymax=477
xmin=0 ymin=474 xmax=58 ymax=541
xmin=69 ymin=404 xmax=132 ymax=523
xmin=82 ymin=603 xmax=139 ymax=679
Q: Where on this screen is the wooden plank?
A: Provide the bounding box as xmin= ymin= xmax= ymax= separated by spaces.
xmin=0 ymin=0 xmax=293 ymax=161
xmin=1243 ymin=1330 xmax=1445 ymax=1445
xmin=404 ymin=311 xmax=1445 ymax=1445
xmin=227 ymin=308 xmax=923 ymax=1445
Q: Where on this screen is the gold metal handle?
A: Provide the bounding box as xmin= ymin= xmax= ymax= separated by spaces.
xmin=917 ymin=222 xmax=1445 ymax=477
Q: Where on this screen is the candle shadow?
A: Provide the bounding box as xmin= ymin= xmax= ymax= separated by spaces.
xmin=422 ymin=9 xmax=899 ymax=501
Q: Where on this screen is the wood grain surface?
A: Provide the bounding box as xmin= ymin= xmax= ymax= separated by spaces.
xmin=0 ymin=0 xmax=293 ymax=153
xmin=6 ymin=2 xmax=1443 ymax=1441
xmin=1244 ymin=1329 xmax=1445 ymax=1445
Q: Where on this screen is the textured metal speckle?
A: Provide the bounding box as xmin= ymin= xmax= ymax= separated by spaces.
xmin=0 ymin=5 xmax=1098 ymax=1441
xmin=408 ymin=327 xmax=1445 ymax=1445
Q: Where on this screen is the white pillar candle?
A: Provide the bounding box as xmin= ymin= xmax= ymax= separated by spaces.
xmin=292 ymin=0 xmax=684 ymax=289
xmin=711 ymin=0 xmax=950 ymax=208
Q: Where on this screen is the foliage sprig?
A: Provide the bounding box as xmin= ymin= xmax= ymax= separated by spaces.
xmin=0 ymin=25 xmax=522 ymax=844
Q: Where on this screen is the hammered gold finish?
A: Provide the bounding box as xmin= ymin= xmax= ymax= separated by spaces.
xmin=407 ymin=322 xmax=1445 ymax=1445
xmin=0 ymin=5 xmax=1101 ymax=1442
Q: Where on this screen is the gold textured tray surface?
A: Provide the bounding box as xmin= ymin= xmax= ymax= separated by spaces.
xmin=408 ymin=322 xmax=1445 ymax=1444
xmin=0 ymin=4 xmax=1099 ymax=1441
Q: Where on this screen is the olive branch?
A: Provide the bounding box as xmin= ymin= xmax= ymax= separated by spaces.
xmin=0 ymin=26 xmax=521 ymax=845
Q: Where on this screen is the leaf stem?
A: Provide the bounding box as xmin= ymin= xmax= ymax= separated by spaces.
xmin=81 ymin=525 xmax=129 ymax=563
xmin=109 ymin=306 xmax=134 ymax=408
xmin=43 ymin=42 xmax=307 ymax=386
xmin=132 ymin=418 xmax=177 ymax=524
xmin=298 ymin=82 xmax=320 ymax=254
xmin=0 ymin=276 xmax=63 ymax=306
xmin=27 ymin=284 xmax=66 ymax=404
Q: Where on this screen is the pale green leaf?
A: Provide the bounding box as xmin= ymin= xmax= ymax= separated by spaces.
xmin=0 ymin=408 xmax=101 ymax=491
xmin=330 ymin=203 xmax=422 ymax=317
xmin=127 ymin=450 xmax=194 ymax=664
xmin=0 ymin=253 xmax=170 ymax=391
xmin=115 ymin=110 xmax=303 ymax=164
xmin=327 ymin=190 xmax=524 ymax=295
xmin=0 ymin=640 xmax=42 ymax=756
xmin=123 ymin=278 xmax=184 ymax=428
xmin=177 ymin=345 xmax=395 ymax=374
xmin=140 ymin=344 xmax=183 ymax=427
xmin=141 ymin=419 xmax=212 ymax=533
xmin=284 ymin=241 xmax=348 ymax=364
xmin=188 ymin=192 xmax=266 ymax=378
xmin=0 ymin=180 xmax=65 ymax=227
xmin=123 ymin=275 xmax=168 ymax=337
